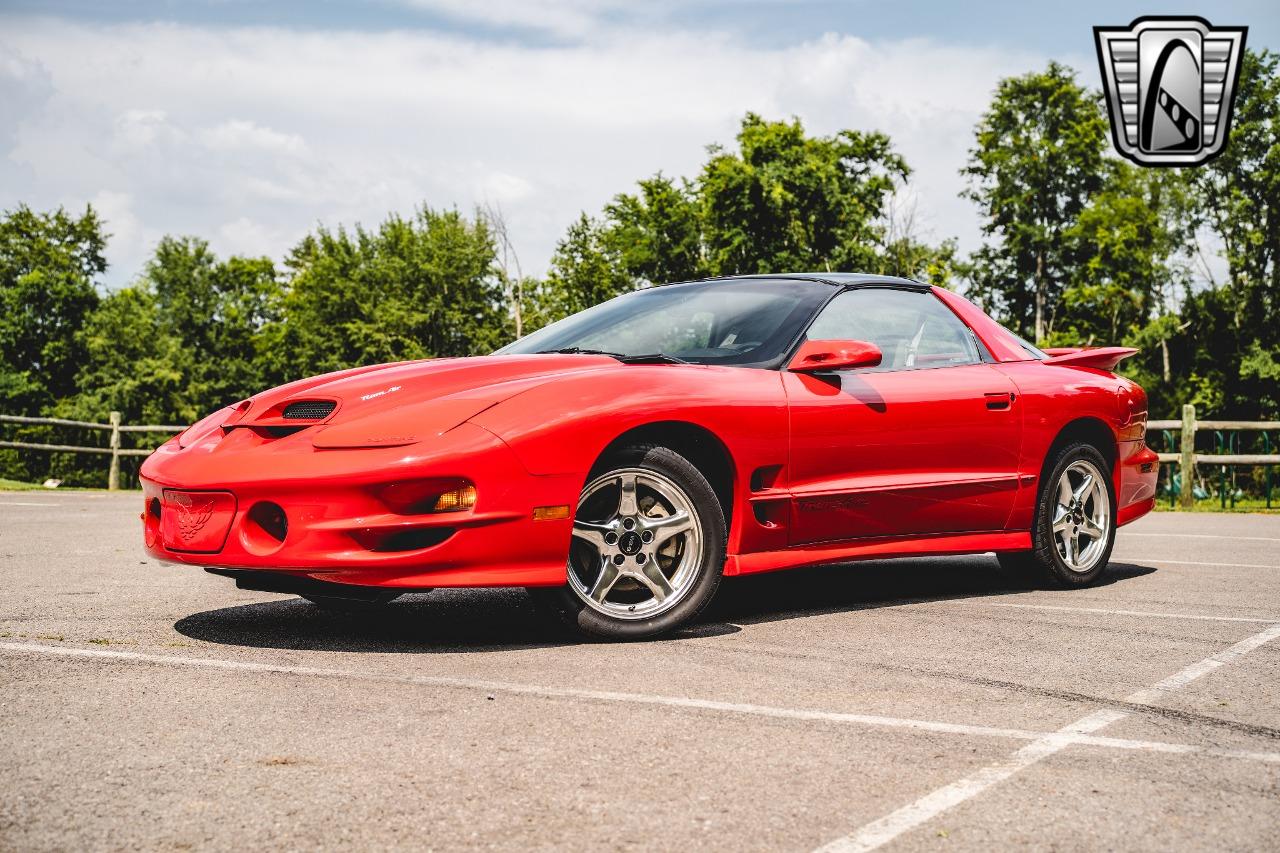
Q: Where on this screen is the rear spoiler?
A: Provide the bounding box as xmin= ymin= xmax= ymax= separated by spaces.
xmin=1041 ymin=346 xmax=1138 ymax=371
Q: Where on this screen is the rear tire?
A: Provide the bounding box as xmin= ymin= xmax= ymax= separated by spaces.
xmin=998 ymin=442 xmax=1116 ymax=588
xmin=530 ymin=444 xmax=726 ymax=641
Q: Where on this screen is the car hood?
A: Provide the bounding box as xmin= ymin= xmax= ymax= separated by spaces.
xmin=228 ymin=353 xmax=622 ymax=448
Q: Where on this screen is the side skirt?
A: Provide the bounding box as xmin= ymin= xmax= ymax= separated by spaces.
xmin=726 ymin=531 xmax=1031 ymax=576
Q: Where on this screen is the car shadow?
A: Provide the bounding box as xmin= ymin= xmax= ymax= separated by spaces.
xmin=703 ymin=556 xmax=1155 ymax=627
xmin=173 ymin=556 xmax=1157 ymax=653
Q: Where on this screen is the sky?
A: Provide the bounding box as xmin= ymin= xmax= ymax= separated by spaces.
xmin=1 ymin=1 xmax=1275 ymax=288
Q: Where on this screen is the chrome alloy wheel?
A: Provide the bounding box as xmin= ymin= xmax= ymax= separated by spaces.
xmin=567 ymin=468 xmax=704 ymax=620
xmin=1053 ymin=459 xmax=1111 ymax=572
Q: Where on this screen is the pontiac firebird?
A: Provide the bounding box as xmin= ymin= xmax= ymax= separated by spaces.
xmin=140 ymin=273 xmax=1158 ymax=639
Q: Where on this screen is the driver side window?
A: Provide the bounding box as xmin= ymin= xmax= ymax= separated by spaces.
xmin=806 ymin=288 xmax=980 ymax=371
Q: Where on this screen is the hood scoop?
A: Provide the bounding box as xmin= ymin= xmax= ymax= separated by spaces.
xmin=221 ymin=397 xmax=342 ymax=440
xmin=283 ymin=400 xmax=337 ymax=420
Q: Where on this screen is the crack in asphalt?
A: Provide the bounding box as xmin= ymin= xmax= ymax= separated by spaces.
xmin=692 ymin=639 xmax=1280 ymax=742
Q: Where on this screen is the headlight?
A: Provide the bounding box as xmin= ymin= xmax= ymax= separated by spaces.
xmin=432 ymin=484 xmax=477 ymax=512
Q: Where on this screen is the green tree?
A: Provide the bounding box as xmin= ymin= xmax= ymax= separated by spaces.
xmin=52 ymin=237 xmax=281 ymax=430
xmin=1051 ymin=164 xmax=1196 ymax=418
xmin=1054 ymin=164 xmax=1193 ymax=347
xmin=1194 ymin=49 xmax=1280 ymax=306
xmin=963 ymin=62 xmax=1109 ymax=341
xmin=266 ymin=207 xmax=503 ymax=378
xmin=535 ymin=111 xmax=925 ymax=328
xmin=604 ymin=174 xmax=706 ymax=285
xmin=63 ymin=287 xmax=183 ymax=424
xmin=0 ymin=204 xmax=105 ymax=415
xmin=701 ymin=113 xmax=908 ymax=275
xmin=1137 ymin=49 xmax=1280 ymax=420
xmin=875 ymin=236 xmax=960 ymax=287
xmin=868 ymin=196 xmax=962 ymax=286
xmin=145 ymin=237 xmax=282 ymax=416
xmin=532 ymin=213 xmax=634 ymax=329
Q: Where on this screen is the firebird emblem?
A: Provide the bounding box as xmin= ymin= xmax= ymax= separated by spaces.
xmin=173 ymin=495 xmax=215 ymax=541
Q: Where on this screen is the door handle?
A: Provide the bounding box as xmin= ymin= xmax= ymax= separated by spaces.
xmin=985 ymin=392 xmax=1015 ymax=411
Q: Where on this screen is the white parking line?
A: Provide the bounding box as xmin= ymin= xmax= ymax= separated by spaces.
xmin=984 ymin=602 xmax=1280 ymax=624
xmin=816 ymin=709 xmax=1129 ymax=853
xmin=0 ymin=501 xmax=57 ymax=507
xmin=2 ymin=641 xmax=1278 ymax=767
xmin=1126 ymin=623 xmax=1280 ymax=705
xmin=1112 ymin=558 xmax=1280 ymax=570
xmin=814 ymin=622 xmax=1280 ymax=852
xmin=1123 ymin=533 xmax=1280 ymax=543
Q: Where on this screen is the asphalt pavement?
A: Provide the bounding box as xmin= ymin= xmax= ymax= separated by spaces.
xmin=2 ymin=492 xmax=1278 ymax=851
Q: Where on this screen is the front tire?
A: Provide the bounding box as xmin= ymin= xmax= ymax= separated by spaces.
xmin=997 ymin=442 xmax=1116 ymax=588
xmin=532 ymin=444 xmax=726 ymax=640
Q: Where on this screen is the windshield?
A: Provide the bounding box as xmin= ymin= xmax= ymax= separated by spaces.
xmin=497 ymin=279 xmax=832 ymax=367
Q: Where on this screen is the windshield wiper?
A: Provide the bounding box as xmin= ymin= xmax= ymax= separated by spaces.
xmin=535 ymin=347 xmax=625 ymax=357
xmin=535 ymin=347 xmax=687 ymax=364
xmin=616 ymin=352 xmax=689 ymax=364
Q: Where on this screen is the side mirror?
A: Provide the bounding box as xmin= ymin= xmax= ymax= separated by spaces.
xmin=788 ymin=339 xmax=882 ymax=373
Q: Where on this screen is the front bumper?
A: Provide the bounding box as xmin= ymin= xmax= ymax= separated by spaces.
xmin=140 ymin=422 xmax=578 ymax=588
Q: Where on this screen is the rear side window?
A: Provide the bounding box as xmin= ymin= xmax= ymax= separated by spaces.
xmin=805 ymin=288 xmax=980 ymax=371
xmin=1008 ymin=329 xmax=1049 ymax=360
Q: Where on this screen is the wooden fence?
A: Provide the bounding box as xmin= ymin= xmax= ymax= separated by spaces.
xmin=0 ymin=413 xmax=184 ymax=491
xmin=2 ymin=403 xmax=1279 ymax=502
xmin=1148 ymin=404 xmax=1280 ymax=508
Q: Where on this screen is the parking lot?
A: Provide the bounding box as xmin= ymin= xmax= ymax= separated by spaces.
xmin=2 ymin=491 xmax=1278 ymax=851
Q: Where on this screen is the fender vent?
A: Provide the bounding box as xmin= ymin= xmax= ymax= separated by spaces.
xmin=282 ymin=400 xmax=336 ymax=420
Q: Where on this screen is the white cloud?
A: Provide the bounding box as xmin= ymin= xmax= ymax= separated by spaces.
xmin=90 ymin=189 xmax=143 ymax=255
xmin=200 ymin=120 xmax=308 ymax=155
xmin=0 ymin=16 xmax=1064 ymax=287
xmin=0 ymin=46 xmax=53 ymax=123
xmin=396 ymin=0 xmax=631 ymax=38
xmin=112 ymin=108 xmax=181 ymax=150
xmin=480 ymin=170 xmax=535 ymax=204
xmin=217 ymin=215 xmax=303 ymax=260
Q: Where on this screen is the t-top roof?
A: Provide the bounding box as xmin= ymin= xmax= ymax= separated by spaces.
xmin=668 ymin=272 xmax=929 ymax=290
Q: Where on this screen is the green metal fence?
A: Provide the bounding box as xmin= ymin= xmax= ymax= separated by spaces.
xmin=1149 ymin=405 xmax=1280 ymax=509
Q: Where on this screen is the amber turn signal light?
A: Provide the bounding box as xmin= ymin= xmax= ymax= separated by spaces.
xmin=532 ymin=505 xmax=571 ymax=521
xmin=432 ymin=484 xmax=477 ymax=512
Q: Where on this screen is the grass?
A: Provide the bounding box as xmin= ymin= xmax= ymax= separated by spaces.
xmin=0 ymin=477 xmax=56 ymax=491
xmin=1153 ymin=495 xmax=1280 ymax=513
xmin=0 ymin=477 xmax=137 ymax=492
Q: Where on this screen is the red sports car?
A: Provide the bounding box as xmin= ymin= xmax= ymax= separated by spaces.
xmin=141 ymin=274 xmax=1158 ymax=639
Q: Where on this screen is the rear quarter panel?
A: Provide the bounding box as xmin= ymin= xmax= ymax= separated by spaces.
xmin=994 ymin=360 xmax=1155 ymax=530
